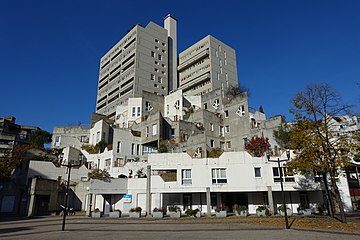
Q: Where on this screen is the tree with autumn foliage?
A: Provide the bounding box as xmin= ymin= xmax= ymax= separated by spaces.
xmin=287 ymin=83 xmax=352 ymax=223
xmin=245 ymin=136 xmax=270 ymax=157
xmin=0 ymin=144 xmax=33 ymax=179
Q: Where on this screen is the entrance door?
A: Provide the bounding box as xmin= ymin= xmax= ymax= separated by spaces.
xmin=223 ymin=193 xmax=248 ymax=211
xmin=35 ymin=195 xmax=50 ymax=216
xmin=183 ymin=194 xmax=192 ymax=210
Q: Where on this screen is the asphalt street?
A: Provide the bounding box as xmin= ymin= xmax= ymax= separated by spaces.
xmin=0 ymin=216 xmax=359 ymax=240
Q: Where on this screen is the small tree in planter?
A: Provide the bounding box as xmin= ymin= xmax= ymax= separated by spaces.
xmin=215 ymin=204 xmax=227 ymax=217
xmin=168 ymin=205 xmax=181 ymax=218
xmin=109 ymin=209 xmax=121 ymax=218
xmin=256 ymin=206 xmax=270 ymax=216
xmin=234 ymin=205 xmax=248 ymax=217
xmin=152 ymin=207 xmax=165 ymax=218
xmin=277 ymin=204 xmax=292 ymax=216
xmin=129 ymin=207 xmax=142 ymax=218
xmin=297 ymin=204 xmax=311 ymax=216
xmin=91 ymin=208 xmax=101 ymax=218
xmin=185 ymin=208 xmax=201 ymax=218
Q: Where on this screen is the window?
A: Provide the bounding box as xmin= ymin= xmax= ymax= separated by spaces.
xmin=152 ymin=124 xmax=157 ymax=136
xmin=137 ymin=107 xmax=141 ymax=116
xmin=151 ymin=74 xmax=155 ymax=81
xmin=243 ymin=137 xmax=248 ymax=145
xmin=219 ymin=126 xmax=224 ymax=137
xmin=55 ymin=136 xmax=61 ymax=146
xmin=217 ymin=72 xmax=220 ymax=80
xmin=166 ymin=104 xmax=169 ymax=114
xmin=273 ymin=167 xmax=281 ymax=182
xmin=117 ymin=141 xmax=121 ymax=153
xmin=210 ymin=139 xmax=215 ymax=148
xmin=158 ymin=54 xmax=162 ymax=61
xmin=210 ymin=123 xmax=214 ymax=131
xmin=105 ymin=159 xmax=111 ymax=169
xmin=155 ymin=68 xmax=159 ymax=72
xmin=212 ymin=168 xmax=227 ymax=184
xmin=151 ymin=51 xmax=155 ymax=57
xmin=236 ymin=105 xmax=245 ymax=117
xmin=158 ymin=76 xmax=162 ymax=83
xmin=113 ymin=158 xmax=125 ymax=167
xmin=155 ymin=39 xmax=159 ymax=43
xmin=224 ymin=51 xmax=227 ymax=58
xmin=220 ymin=141 xmax=225 ymax=149
xmin=132 ymin=107 xmax=136 ymax=117
xmin=220 ymin=67 xmax=223 ymax=74
xmin=215 ymin=50 xmax=218 ymax=57
xmin=137 ymin=144 xmax=140 ymax=155
xmin=96 ymin=131 xmax=100 ymax=142
xmin=219 ymin=59 xmax=222 ymax=67
xmin=145 ymin=101 xmax=153 ymax=111
xmin=212 ymin=99 xmax=219 ymax=109
xmin=182 ymin=169 xmax=192 ymax=185
xmin=203 ymin=103 xmax=207 ymax=109
xmin=225 ymin=73 xmax=228 ymax=80
xmin=254 ymin=167 xmax=261 ymax=178
xmin=155 ymin=46 xmax=159 ymax=50
xmin=225 ymin=125 xmax=230 ymax=133
xmin=226 ymin=141 xmax=231 ymax=149
xmin=146 ymin=127 xmax=149 ymax=137
xmin=224 ymin=110 xmax=229 ymax=118
xmin=131 ymin=143 xmax=135 ymax=155
xmin=80 ymin=136 xmax=88 ymax=143
xmin=174 ymin=100 xmax=180 ymax=110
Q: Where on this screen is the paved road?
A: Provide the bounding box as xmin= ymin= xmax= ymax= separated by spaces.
xmin=1 ymin=216 xmax=359 ymax=240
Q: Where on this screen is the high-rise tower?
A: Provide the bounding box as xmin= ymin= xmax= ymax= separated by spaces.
xmin=96 ymin=22 xmax=169 ymax=119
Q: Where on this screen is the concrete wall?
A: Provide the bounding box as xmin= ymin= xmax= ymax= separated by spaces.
xmin=52 ymin=125 xmax=90 ymax=149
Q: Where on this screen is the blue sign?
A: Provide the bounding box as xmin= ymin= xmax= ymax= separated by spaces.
xmin=123 ymin=194 xmax=132 ymax=203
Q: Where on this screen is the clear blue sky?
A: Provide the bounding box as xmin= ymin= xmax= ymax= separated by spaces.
xmin=1 ymin=0 xmax=359 ymax=132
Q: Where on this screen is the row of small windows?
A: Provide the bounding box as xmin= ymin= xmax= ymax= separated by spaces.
xmin=145 ymin=124 xmax=158 ymax=137
xmin=180 ymin=41 xmax=209 ymax=62
xmin=209 ymin=139 xmax=231 ymax=149
xmin=181 ymin=167 xmax=293 ymax=186
xmin=151 ymin=51 xmax=163 ymax=61
xmin=116 ymin=141 xmax=141 ymax=156
xmin=209 ymin=123 xmax=230 ymax=134
xmin=154 ymin=39 xmax=166 ymax=47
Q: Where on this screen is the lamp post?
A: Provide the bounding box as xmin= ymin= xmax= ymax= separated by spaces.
xmin=266 ymin=149 xmax=291 ymax=229
xmin=61 ymin=162 xmax=79 ymax=231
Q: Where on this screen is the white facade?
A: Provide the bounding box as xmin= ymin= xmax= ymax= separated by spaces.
xmin=89 ymin=120 xmax=110 ymax=145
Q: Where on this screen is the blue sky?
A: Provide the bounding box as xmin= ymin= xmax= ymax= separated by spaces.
xmin=1 ymin=0 xmax=359 ymax=132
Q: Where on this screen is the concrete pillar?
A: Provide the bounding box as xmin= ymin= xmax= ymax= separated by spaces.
xmin=146 ymin=165 xmax=151 ymax=216
xmin=267 ymin=186 xmax=275 ymax=215
xmin=86 ymin=193 xmax=93 ymax=217
xmin=27 ymin=178 xmax=37 ymax=217
xmin=206 ymin=187 xmax=211 ymax=215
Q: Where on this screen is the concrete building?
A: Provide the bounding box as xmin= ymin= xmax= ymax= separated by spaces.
xmin=96 ymin=17 xmax=177 ymax=119
xmin=178 ymin=35 xmax=238 ymax=96
xmin=52 ymin=125 xmax=90 ymax=149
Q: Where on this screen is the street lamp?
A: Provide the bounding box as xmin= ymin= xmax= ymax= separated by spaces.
xmin=266 ymin=149 xmax=291 ymax=229
xmin=61 ymin=162 xmax=80 ymax=231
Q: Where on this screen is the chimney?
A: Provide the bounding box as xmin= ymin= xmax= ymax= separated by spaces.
xmin=164 ymin=14 xmax=177 ymax=93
